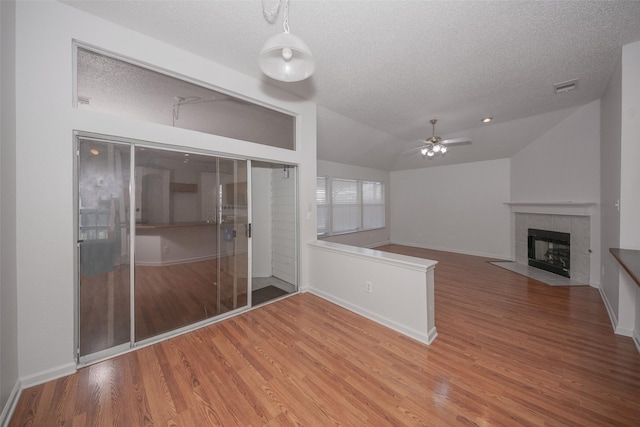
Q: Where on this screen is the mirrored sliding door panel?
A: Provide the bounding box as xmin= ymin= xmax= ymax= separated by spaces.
xmin=133 ymin=147 xmax=249 ymax=341
xmin=77 ymin=135 xmax=250 ymax=360
xmin=77 ymin=138 xmax=131 ymax=357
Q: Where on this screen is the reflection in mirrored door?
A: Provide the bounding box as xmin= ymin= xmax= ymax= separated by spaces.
xmin=77 ymin=137 xmax=252 ymax=361
xmin=77 ymin=138 xmax=131 ymax=357
xmin=133 ymin=148 xmax=249 ymax=342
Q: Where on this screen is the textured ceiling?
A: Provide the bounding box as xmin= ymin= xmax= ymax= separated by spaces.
xmin=62 ymin=0 xmax=640 ymax=171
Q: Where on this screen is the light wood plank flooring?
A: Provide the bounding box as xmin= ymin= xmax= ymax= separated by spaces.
xmin=10 ymin=245 xmax=640 ymax=426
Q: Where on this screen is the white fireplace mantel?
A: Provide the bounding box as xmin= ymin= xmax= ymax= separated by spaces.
xmin=505 ymin=201 xmax=597 ymax=216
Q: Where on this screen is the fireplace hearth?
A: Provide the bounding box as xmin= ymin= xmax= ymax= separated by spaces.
xmin=528 ymin=228 xmax=570 ymax=278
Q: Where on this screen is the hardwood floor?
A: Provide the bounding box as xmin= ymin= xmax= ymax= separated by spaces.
xmin=11 ymin=245 xmax=640 ymax=426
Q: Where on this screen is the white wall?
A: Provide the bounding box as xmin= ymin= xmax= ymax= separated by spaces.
xmin=1 ymin=0 xmax=20 ymax=419
xmin=600 ymin=53 xmax=622 ymax=324
xmin=599 ymin=39 xmax=640 ymax=344
xmin=12 ymin=0 xmax=316 ymax=389
xmin=317 ymin=160 xmax=391 ymax=248
xmin=510 ymin=102 xmax=601 ymax=203
xmin=510 ymin=101 xmax=602 ymax=285
xmin=619 ymin=40 xmax=640 ymax=338
xmin=390 ymin=158 xmax=511 ymax=259
xmin=308 ymin=241 xmax=437 ymax=345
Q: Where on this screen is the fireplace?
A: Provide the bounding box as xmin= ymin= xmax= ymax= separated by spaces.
xmin=513 ymin=211 xmax=590 ymax=285
xmin=528 ymin=228 xmax=570 ymax=278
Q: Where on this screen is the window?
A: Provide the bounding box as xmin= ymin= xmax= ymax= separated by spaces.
xmin=332 ymin=178 xmax=361 ymax=234
xmin=316 ymin=177 xmax=385 ymax=236
xmin=75 ymin=46 xmax=295 ymax=150
xmin=316 ymin=177 xmax=329 ymax=236
xmin=362 ymin=181 xmax=385 ymax=229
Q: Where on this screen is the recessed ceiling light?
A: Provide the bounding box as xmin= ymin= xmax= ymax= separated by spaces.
xmin=482 ymin=116 xmax=492 ymax=123
xmin=90 ymin=148 xmax=100 ymax=155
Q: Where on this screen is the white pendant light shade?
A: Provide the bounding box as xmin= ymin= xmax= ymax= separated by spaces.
xmin=259 ymin=31 xmax=315 ymax=82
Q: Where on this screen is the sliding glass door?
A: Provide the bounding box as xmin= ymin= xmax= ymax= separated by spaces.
xmin=77 ymin=136 xmax=249 ymax=360
xmin=133 ymin=148 xmax=249 ymax=341
xmin=77 ymin=138 xmax=131 ymax=357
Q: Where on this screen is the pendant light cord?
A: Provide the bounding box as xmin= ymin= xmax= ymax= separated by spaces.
xmin=283 ymin=0 xmax=290 ymax=33
xmin=262 ymin=0 xmax=290 ymax=33
xmin=262 ymin=0 xmax=281 ymax=23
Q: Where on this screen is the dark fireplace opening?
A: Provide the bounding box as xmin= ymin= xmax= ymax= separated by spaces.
xmin=528 ymin=228 xmax=570 ymax=278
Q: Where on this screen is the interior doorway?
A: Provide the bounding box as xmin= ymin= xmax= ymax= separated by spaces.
xmin=250 ymin=162 xmax=298 ymax=306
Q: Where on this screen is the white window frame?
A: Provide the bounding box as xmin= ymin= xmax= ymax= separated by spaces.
xmin=316 ymin=176 xmax=330 ymax=237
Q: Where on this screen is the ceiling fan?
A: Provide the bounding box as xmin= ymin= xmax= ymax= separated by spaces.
xmin=403 ymin=119 xmax=471 ymax=159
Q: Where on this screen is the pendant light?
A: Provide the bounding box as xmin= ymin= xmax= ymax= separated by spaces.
xmin=259 ymin=0 xmax=314 ymax=82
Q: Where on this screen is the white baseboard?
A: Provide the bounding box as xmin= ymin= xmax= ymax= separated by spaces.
xmin=19 ymin=362 xmax=76 ymax=389
xmin=389 ymin=240 xmax=511 ymax=260
xmin=364 ymin=240 xmax=391 ymax=249
xmin=298 ymin=283 xmax=310 ymax=293
xmin=599 ymin=287 xmax=635 ymax=337
xmin=614 ymin=325 xmax=634 ymax=337
xmin=600 ymin=287 xmax=619 ymax=332
xmin=0 ymin=380 xmax=22 ymax=427
xmin=308 ymin=288 xmax=437 ymax=346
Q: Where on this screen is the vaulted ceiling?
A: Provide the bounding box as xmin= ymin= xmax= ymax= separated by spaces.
xmin=63 ymin=0 xmax=640 ymax=171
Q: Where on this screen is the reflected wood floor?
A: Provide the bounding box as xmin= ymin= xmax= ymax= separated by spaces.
xmin=80 ymin=257 xmax=248 ymax=355
xmin=10 ymin=245 xmax=640 ymax=426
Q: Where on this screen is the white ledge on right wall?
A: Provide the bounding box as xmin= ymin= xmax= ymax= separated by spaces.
xmin=504 ymin=201 xmax=597 ymax=216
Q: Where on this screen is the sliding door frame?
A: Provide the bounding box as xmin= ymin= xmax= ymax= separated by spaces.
xmin=74 ymin=131 xmax=256 ymax=366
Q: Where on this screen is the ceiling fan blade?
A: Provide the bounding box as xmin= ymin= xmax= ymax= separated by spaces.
xmin=442 ymin=137 xmax=471 ymax=147
xmin=402 ymin=145 xmax=427 ymax=156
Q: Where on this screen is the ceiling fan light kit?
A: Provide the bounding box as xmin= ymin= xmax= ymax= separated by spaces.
xmin=420 ymin=119 xmax=448 ymax=159
xmin=403 ymin=119 xmax=471 ymax=160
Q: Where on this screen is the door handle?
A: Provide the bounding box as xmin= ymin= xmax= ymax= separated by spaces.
xmin=246 ymin=223 xmax=252 ymax=238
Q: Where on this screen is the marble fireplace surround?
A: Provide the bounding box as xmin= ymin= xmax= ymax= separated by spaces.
xmin=507 ymin=203 xmax=596 ymax=285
